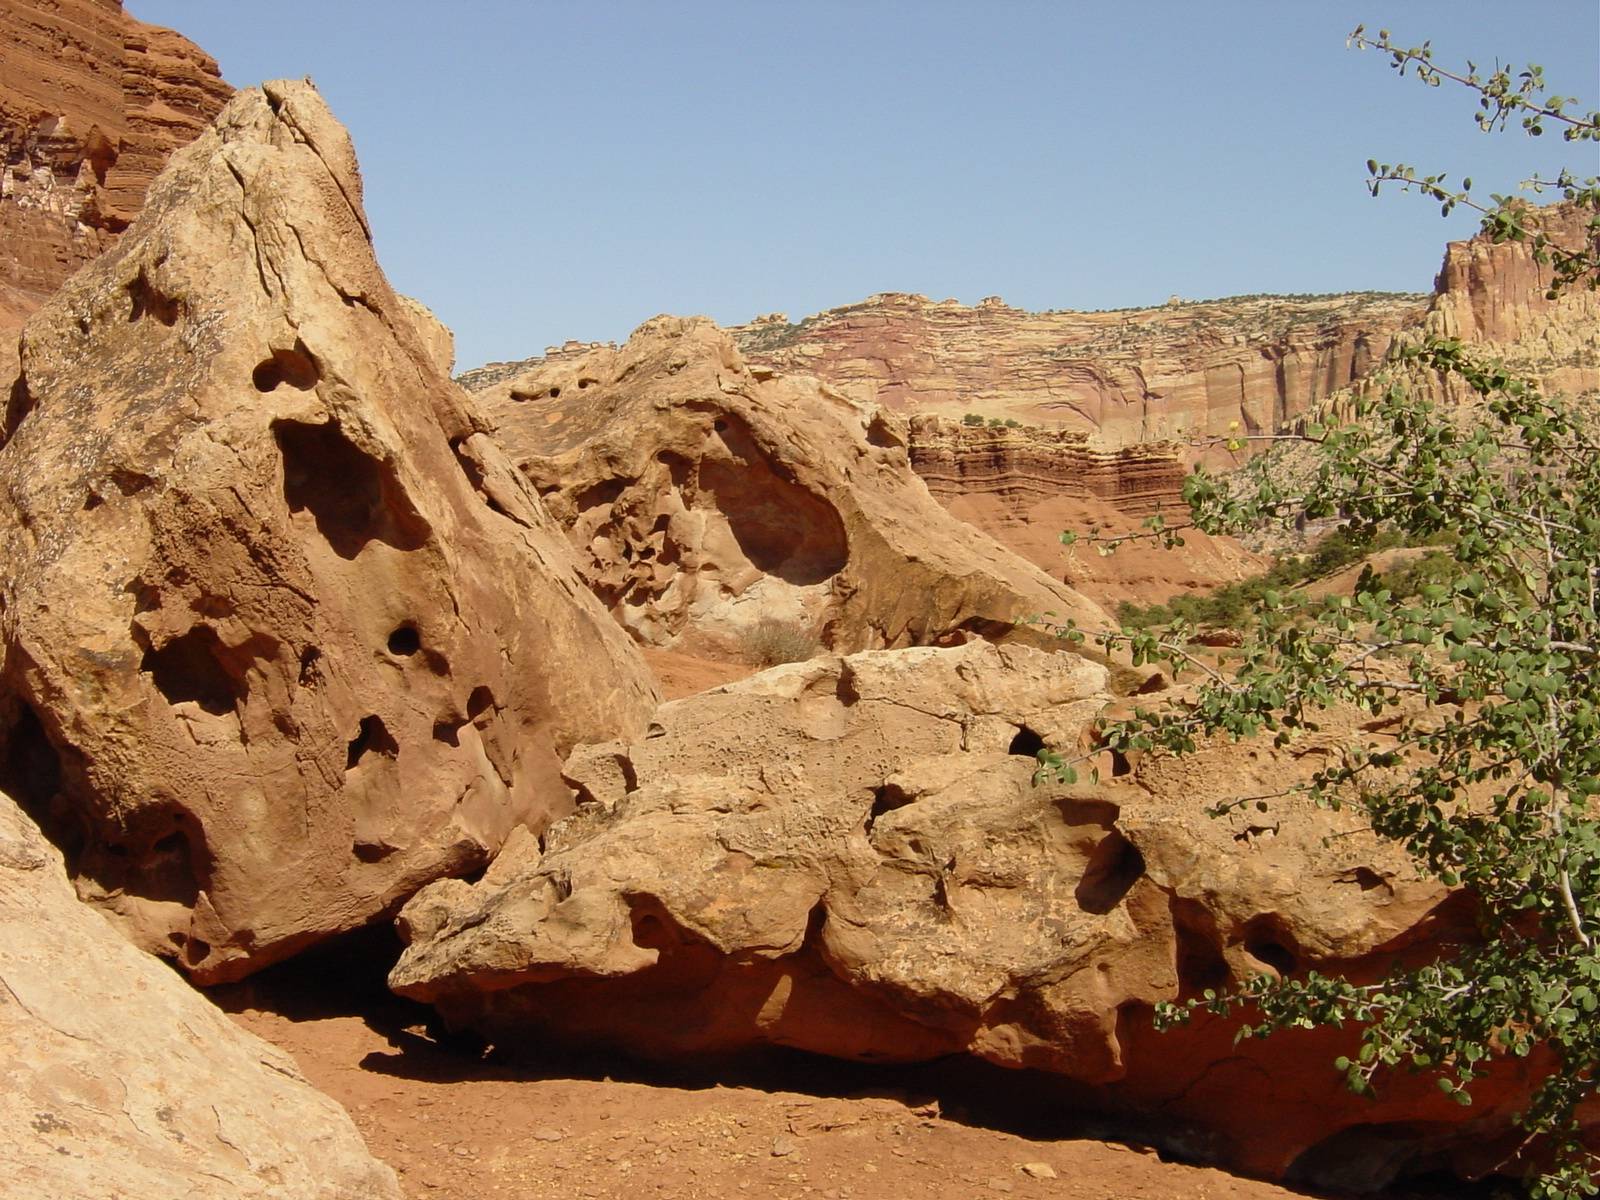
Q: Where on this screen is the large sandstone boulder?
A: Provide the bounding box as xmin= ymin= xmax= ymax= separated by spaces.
xmin=0 ymin=790 xmax=400 ymax=1199
xmin=469 ymin=318 xmax=1107 ymax=657
xmin=0 ymin=81 xmax=659 ymax=982
xmin=391 ymin=643 xmax=1558 ymax=1188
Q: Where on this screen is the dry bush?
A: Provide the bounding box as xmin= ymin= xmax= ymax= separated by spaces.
xmin=740 ymin=618 xmax=820 ymax=667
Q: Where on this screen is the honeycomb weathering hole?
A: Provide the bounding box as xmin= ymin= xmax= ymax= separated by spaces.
xmin=1074 ymin=829 xmax=1145 ymax=915
xmin=387 ymin=625 xmax=422 ymax=656
xmin=142 ymin=627 xmax=243 ymax=716
xmin=252 ymin=343 xmax=320 ymax=392
xmin=275 ymin=419 xmax=430 ymax=559
xmin=346 ymin=715 xmax=399 ymax=770
xmin=126 ymin=270 xmax=179 ymax=326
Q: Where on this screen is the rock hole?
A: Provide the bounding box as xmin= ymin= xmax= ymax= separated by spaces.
xmin=430 ymin=719 xmax=462 ymax=747
xmin=865 ymin=413 xmax=903 ymax=449
xmin=387 ymin=625 xmax=421 ymax=656
xmin=1109 ymin=748 xmax=1131 ymax=776
xmin=346 ymin=715 xmax=398 ymax=770
xmin=182 ymin=936 xmax=212 ymax=967
xmin=467 ymin=686 xmax=495 ymax=721
xmin=1007 ymin=727 xmax=1045 ymax=757
xmin=2 ymin=372 xmax=36 ymax=448
xmin=1170 ymin=897 xmax=1230 ymax=999
xmin=575 ymin=477 xmax=628 ymax=509
xmin=126 ymin=270 xmax=179 ymax=326
xmin=697 ymin=414 xmax=848 ymax=585
xmin=252 ymin=342 xmax=320 ymax=392
xmin=275 ymin=419 xmax=431 ymax=559
xmin=0 ymin=702 xmax=64 ymax=832
xmin=548 ymin=385 xmax=561 ymax=399
xmin=298 ymin=646 xmax=322 ymax=687
xmin=110 ymin=469 xmax=155 ymax=496
xmin=578 ymin=377 xmax=598 ymax=389
xmin=865 ymin=782 xmax=913 ymax=832
xmin=83 ymin=492 xmax=103 ymax=511
xmin=1242 ymin=915 xmax=1300 ymax=976
xmin=1074 ymin=829 xmax=1145 ymax=915
xmin=142 ymin=627 xmax=242 ymax=717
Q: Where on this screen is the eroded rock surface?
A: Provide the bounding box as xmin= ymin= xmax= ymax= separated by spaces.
xmin=0 ymin=0 xmax=231 ymax=330
xmin=0 ymin=791 xmax=400 ymax=1199
xmin=727 ymin=291 xmax=1424 ymax=447
xmin=0 ymin=81 xmax=659 ymax=982
xmin=391 ymin=642 xmax=1558 ymax=1187
xmin=468 ymin=318 xmax=1107 ymax=656
xmin=1426 ymin=201 xmax=1600 ymax=400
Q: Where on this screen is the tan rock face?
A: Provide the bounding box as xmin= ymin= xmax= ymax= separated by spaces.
xmin=389 ymin=644 xmax=1563 ymax=1188
xmin=0 ymin=0 xmax=231 ymax=330
xmin=728 ymin=291 xmax=1425 ymax=447
xmin=0 ymin=791 xmax=401 ymax=1199
xmin=903 ymin=415 xmax=1266 ymax=609
xmin=906 ymin=414 xmax=1188 ymax=516
xmin=467 ymin=317 xmax=1107 ymax=656
xmin=1426 ymin=201 xmax=1600 ymax=399
xmin=0 ymin=81 xmax=660 ymax=982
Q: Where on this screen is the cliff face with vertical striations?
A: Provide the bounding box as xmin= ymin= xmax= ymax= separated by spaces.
xmin=731 ymin=290 xmax=1427 ymax=447
xmin=0 ymin=0 xmax=231 ymax=330
xmin=1425 ymin=201 xmax=1599 ymax=400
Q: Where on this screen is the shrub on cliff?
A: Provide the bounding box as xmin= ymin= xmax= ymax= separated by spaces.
xmin=1044 ymin=31 xmax=1599 ymax=1198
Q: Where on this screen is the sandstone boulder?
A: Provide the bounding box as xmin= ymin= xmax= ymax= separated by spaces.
xmin=391 ymin=643 xmax=1557 ymax=1188
xmin=0 ymin=790 xmax=400 ymax=1199
xmin=469 ymin=317 xmax=1107 ymax=657
xmin=0 ymin=81 xmax=659 ymax=982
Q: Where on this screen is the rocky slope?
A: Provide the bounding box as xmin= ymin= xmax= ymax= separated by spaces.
xmin=0 ymin=790 xmax=400 ymax=1199
xmin=0 ymin=80 xmax=659 ymax=983
xmin=0 ymin=0 xmax=231 ymax=330
xmin=729 ymin=290 xmax=1425 ymax=447
xmin=469 ymin=318 xmax=1108 ymax=657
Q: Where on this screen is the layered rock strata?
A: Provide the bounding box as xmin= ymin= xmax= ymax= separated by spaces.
xmin=1425 ymin=201 xmax=1600 ymax=399
xmin=469 ymin=317 xmax=1108 ymax=656
xmin=729 ymin=291 xmax=1425 ymax=446
xmin=0 ymin=791 xmax=401 ymax=1199
xmin=0 ymin=0 xmax=231 ymax=329
xmin=905 ymin=414 xmax=1186 ymax=516
xmin=390 ymin=643 xmax=1552 ymax=1188
xmin=0 ymin=81 xmax=659 ymax=982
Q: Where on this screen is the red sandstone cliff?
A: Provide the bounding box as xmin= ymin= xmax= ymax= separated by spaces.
xmin=0 ymin=0 xmax=231 ymax=329
xmin=731 ymin=291 xmax=1426 ymax=447
xmin=1425 ymin=201 xmax=1599 ymax=399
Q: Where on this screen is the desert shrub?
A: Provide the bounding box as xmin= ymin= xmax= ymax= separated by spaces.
xmin=739 ymin=618 xmax=820 ymax=667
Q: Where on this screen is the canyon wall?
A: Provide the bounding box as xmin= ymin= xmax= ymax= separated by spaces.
xmin=905 ymin=415 xmax=1186 ymax=517
xmin=0 ymin=0 xmax=230 ymax=329
xmin=1425 ymin=201 xmax=1599 ymax=399
xmin=730 ymin=291 xmax=1426 ymax=447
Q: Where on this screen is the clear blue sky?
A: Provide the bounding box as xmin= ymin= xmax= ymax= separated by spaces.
xmin=127 ymin=2 xmax=1598 ymax=372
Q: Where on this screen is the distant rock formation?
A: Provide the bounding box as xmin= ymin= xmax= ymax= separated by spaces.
xmin=467 ymin=316 xmax=1108 ymax=657
xmin=0 ymin=790 xmax=400 ymax=1199
xmin=1425 ymin=201 xmax=1599 ymax=399
xmin=905 ymin=414 xmax=1187 ymax=516
xmin=729 ymin=290 xmax=1425 ymax=447
xmin=0 ymin=81 xmax=659 ymax=982
xmin=0 ymin=0 xmax=231 ymax=329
